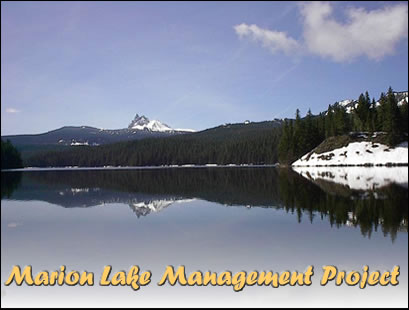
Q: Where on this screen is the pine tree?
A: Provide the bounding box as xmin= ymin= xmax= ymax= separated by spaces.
xmin=305 ymin=109 xmax=318 ymax=151
xmin=354 ymin=93 xmax=370 ymax=131
xmin=399 ymin=101 xmax=408 ymax=134
xmin=368 ymin=98 xmax=377 ymax=133
xmin=333 ymin=105 xmax=348 ymax=135
xmin=364 ymin=91 xmax=372 ymax=130
xmin=325 ymin=105 xmax=335 ymax=138
xmin=377 ymin=92 xmax=387 ymax=131
xmin=385 ymin=87 xmax=402 ymax=145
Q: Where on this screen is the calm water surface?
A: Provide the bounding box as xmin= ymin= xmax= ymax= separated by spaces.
xmin=1 ymin=167 xmax=408 ymax=307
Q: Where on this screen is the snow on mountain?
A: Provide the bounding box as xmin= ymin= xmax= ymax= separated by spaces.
xmin=129 ymin=199 xmax=174 ymax=216
xmin=292 ymin=166 xmax=408 ymax=191
xmin=398 ymin=95 xmax=408 ymax=106
xmin=292 ymin=141 xmax=408 ymax=167
xmin=375 ymin=92 xmax=408 ymax=107
xmin=128 ymin=198 xmax=195 ymax=218
xmin=128 ymin=114 xmax=195 ymax=133
xmin=334 ymin=91 xmax=407 ymax=114
xmin=331 ymin=99 xmax=357 ymax=114
xmin=128 ymin=114 xmax=173 ymax=132
xmin=174 ymin=128 xmax=196 ymax=132
xmin=338 ymin=99 xmax=354 ymax=107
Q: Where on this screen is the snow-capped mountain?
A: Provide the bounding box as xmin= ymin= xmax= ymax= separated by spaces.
xmin=332 ymin=91 xmax=408 ymax=114
xmin=336 ymin=99 xmax=356 ymax=114
xmin=128 ymin=114 xmax=196 ymax=133
xmin=396 ymin=91 xmax=409 ymax=105
xmin=128 ymin=114 xmax=174 ymax=132
xmin=129 ymin=200 xmax=174 ymax=217
xmin=128 ymin=198 xmax=195 ymax=218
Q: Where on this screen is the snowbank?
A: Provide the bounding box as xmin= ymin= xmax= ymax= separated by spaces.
xmin=292 ymin=141 xmax=408 ymax=166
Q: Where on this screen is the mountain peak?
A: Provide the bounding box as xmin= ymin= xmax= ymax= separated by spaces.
xmin=128 ymin=114 xmax=150 ymax=128
xmin=128 ymin=114 xmax=173 ymax=132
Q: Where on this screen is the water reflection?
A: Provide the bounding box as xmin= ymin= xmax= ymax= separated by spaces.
xmin=292 ymin=166 xmax=408 ymax=191
xmin=1 ymin=167 xmax=408 ymax=240
xmin=1 ymin=172 xmax=22 ymax=199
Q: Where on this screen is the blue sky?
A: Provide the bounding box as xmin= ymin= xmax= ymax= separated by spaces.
xmin=1 ymin=1 xmax=408 ymax=135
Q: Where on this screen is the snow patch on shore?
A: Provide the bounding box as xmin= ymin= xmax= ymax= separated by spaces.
xmin=292 ymin=141 xmax=408 ymax=166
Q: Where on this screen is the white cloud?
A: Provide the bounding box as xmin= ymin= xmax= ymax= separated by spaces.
xmin=234 ymin=23 xmax=299 ymax=55
xmin=300 ymin=1 xmax=408 ymax=62
xmin=5 ymin=108 xmax=20 ymax=113
xmin=234 ymin=2 xmax=408 ymax=62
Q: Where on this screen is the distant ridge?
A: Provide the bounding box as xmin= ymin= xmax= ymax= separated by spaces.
xmin=1 ymin=114 xmax=195 ymax=148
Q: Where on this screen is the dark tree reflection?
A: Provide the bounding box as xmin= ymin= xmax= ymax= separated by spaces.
xmin=2 ymin=168 xmax=407 ymax=241
xmin=1 ymin=172 xmax=22 ymax=199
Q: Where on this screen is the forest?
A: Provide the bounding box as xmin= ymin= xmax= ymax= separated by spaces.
xmin=1 ymin=139 xmax=23 ymax=169
xmin=278 ymin=87 xmax=408 ymax=163
xmin=24 ymin=87 xmax=408 ymax=167
xmin=26 ymin=123 xmax=282 ymax=167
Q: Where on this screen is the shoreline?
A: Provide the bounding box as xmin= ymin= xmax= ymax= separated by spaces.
xmin=2 ymin=163 xmax=409 ymax=172
xmin=1 ymin=164 xmax=279 ymax=172
xmin=291 ymin=163 xmax=408 ymax=168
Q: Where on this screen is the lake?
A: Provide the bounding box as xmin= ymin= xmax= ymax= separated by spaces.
xmin=1 ymin=167 xmax=408 ymax=307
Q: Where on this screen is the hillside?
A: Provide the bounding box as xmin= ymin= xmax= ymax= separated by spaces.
xmin=2 ymin=126 xmax=174 ymax=146
xmin=24 ymin=120 xmax=283 ymax=167
xmin=1 ymin=114 xmax=195 ymax=161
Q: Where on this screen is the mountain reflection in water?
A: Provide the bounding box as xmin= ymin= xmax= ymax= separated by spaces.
xmin=1 ymin=167 xmax=408 ymax=241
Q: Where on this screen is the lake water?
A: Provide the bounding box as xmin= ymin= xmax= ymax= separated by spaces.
xmin=1 ymin=167 xmax=408 ymax=307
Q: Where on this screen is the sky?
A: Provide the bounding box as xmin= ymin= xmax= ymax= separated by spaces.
xmin=1 ymin=1 xmax=408 ymax=135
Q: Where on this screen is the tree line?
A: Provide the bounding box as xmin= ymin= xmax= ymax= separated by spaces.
xmin=1 ymin=139 xmax=23 ymax=169
xmin=278 ymin=87 xmax=408 ymax=164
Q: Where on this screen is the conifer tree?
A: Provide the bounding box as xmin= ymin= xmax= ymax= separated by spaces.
xmin=325 ymin=105 xmax=335 ymax=138
xmin=333 ymin=105 xmax=348 ymax=135
xmin=355 ymin=93 xmax=370 ymax=131
xmin=368 ymin=98 xmax=377 ymax=133
xmin=399 ymin=100 xmax=408 ymax=134
xmin=377 ymin=92 xmax=387 ymax=131
xmin=385 ymin=87 xmax=402 ymax=145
